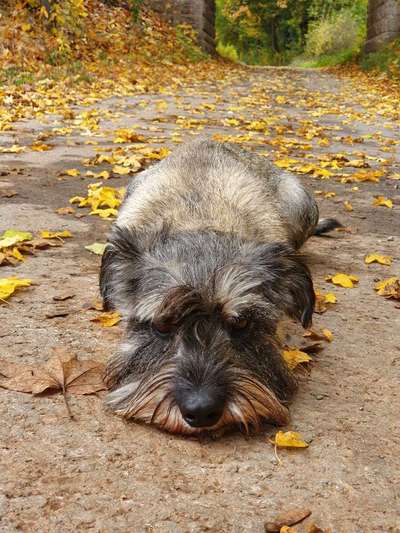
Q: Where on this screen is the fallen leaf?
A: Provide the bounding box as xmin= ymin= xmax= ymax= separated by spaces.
xmin=56 ymin=207 xmax=75 ymax=215
xmin=85 ymin=242 xmax=106 ymax=255
xmin=325 ymin=273 xmax=359 ymax=288
xmin=0 ymin=277 xmax=32 ymax=301
xmin=343 ymin=200 xmax=353 ymax=212
xmin=0 ymin=348 xmax=106 ymax=418
xmin=264 ymin=508 xmax=312 ymax=532
xmin=91 ymin=311 xmax=121 ymax=327
xmin=31 ymin=142 xmax=52 ymax=151
xmin=373 ymin=196 xmax=393 ymax=208
xmin=40 ymin=230 xmax=72 ymax=239
xmin=374 ymin=277 xmax=400 ymax=299
xmin=303 ymin=329 xmax=333 ymax=342
xmin=0 ymin=144 xmax=25 ymax=153
xmin=112 ymin=165 xmax=132 ymax=175
xmin=0 ymin=229 xmax=33 ymax=249
xmin=314 ymin=290 xmax=337 ymax=313
xmin=62 ymin=168 xmax=81 ymax=177
xmin=270 ymin=431 xmax=309 ymax=448
xmin=365 ymin=254 xmax=392 ymax=266
xmin=53 ymin=291 xmax=75 ymax=301
xmin=282 ymin=348 xmax=312 ymax=370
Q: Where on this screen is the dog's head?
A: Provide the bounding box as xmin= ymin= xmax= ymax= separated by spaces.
xmin=100 ymin=226 xmax=314 ymax=434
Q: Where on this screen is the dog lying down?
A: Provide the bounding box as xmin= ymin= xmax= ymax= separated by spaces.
xmin=100 ymin=139 xmax=340 ymax=435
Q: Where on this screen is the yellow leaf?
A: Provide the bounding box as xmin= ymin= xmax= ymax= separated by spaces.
xmin=322 ymin=328 xmax=333 ymax=342
xmin=40 ymin=230 xmax=72 ymax=239
xmin=274 ymin=158 xmax=298 ymax=169
xmin=91 ymin=311 xmax=121 ymax=327
xmin=324 ymin=292 xmax=337 ymax=303
xmin=0 ymin=230 xmax=32 ymax=249
xmin=0 ymin=277 xmax=32 ymax=302
xmin=63 ymin=168 xmax=80 ymax=177
xmin=282 ymin=349 xmax=312 ymax=370
xmin=326 ymin=273 xmax=359 ymax=288
xmin=343 ymin=200 xmax=353 ymax=212
xmin=373 ymin=196 xmax=393 ymax=208
xmin=270 ymin=431 xmax=309 ymax=448
xmin=365 ymin=254 xmax=392 ymax=266
xmin=89 ymin=208 xmax=118 ymax=218
xmin=11 ymin=247 xmax=25 ymax=261
xmin=31 ymin=143 xmax=52 ymax=152
xmin=112 ymin=165 xmax=131 ymax=175
xmin=0 ymin=145 xmax=25 ymax=153
xmin=275 ymin=95 xmax=286 ymax=104
xmin=85 ymin=243 xmax=106 ymax=255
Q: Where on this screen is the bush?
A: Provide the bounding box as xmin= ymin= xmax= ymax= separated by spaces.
xmin=305 ymin=8 xmax=362 ymax=57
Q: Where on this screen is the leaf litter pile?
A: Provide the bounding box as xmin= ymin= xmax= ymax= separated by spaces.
xmin=0 ymin=4 xmax=399 ymax=530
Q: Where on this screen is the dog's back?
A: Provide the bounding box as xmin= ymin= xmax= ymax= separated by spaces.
xmin=117 ymin=139 xmax=319 ymax=248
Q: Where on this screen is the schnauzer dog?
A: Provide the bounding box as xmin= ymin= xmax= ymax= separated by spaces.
xmin=100 ymin=139 xmax=339 ymax=434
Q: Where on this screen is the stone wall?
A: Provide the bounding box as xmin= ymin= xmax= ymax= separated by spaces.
xmin=365 ymin=0 xmax=400 ymax=52
xmin=145 ymin=0 xmax=215 ymax=54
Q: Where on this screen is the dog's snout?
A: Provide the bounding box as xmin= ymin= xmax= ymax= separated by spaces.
xmin=178 ymin=389 xmax=224 ymax=428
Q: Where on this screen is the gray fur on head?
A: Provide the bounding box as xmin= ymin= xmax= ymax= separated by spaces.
xmin=100 ymin=139 xmax=323 ymax=435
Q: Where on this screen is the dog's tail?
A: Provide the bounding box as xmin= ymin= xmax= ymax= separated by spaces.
xmin=313 ymin=218 xmax=343 ymax=236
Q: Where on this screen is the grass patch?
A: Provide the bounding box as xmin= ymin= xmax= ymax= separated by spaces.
xmin=293 ymin=48 xmax=359 ymax=68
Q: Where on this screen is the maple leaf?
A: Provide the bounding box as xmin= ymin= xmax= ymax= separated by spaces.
xmin=0 ymin=348 xmax=106 ymax=418
xmin=0 ymin=277 xmax=32 ymax=302
xmin=282 ymin=348 xmax=312 ymax=370
xmin=85 ymin=242 xmax=106 ymax=255
xmin=91 ymin=311 xmax=121 ymax=327
xmin=373 ymin=196 xmax=393 ymax=208
xmin=40 ymin=230 xmax=72 ymax=239
xmin=365 ymin=254 xmax=392 ymax=266
xmin=270 ymin=431 xmax=309 ymax=448
xmin=325 ymin=273 xmax=359 ymax=288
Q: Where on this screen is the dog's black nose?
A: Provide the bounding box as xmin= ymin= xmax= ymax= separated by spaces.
xmin=179 ymin=391 xmax=224 ymax=428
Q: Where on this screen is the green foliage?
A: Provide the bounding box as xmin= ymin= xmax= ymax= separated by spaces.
xmin=216 ymin=0 xmax=367 ymax=66
xmin=305 ymin=7 xmax=365 ymax=57
xmin=360 ymin=38 xmax=400 ymax=78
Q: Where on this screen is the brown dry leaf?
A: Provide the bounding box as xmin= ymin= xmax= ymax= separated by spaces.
xmin=307 ymin=525 xmax=333 ymax=533
xmin=56 ymin=207 xmax=75 ymax=215
xmin=264 ymin=508 xmax=312 ymax=532
xmin=374 ymin=277 xmax=400 ymax=299
xmin=0 ymin=348 xmax=106 ymax=418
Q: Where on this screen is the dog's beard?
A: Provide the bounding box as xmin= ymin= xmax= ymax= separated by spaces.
xmin=105 ymin=365 xmax=289 ymax=435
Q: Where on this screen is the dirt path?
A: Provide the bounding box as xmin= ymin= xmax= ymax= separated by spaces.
xmin=0 ymin=67 xmax=399 ymax=533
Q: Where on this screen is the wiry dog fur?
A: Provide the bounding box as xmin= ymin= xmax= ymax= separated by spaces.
xmin=100 ymin=139 xmax=337 ymax=435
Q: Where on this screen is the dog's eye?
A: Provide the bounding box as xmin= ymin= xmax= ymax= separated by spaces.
xmin=152 ymin=321 xmax=174 ymax=338
xmin=226 ymin=316 xmax=248 ymax=332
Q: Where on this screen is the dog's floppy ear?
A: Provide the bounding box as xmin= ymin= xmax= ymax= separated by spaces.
xmin=254 ymin=242 xmax=315 ymax=328
xmin=99 ymin=225 xmax=141 ymax=311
